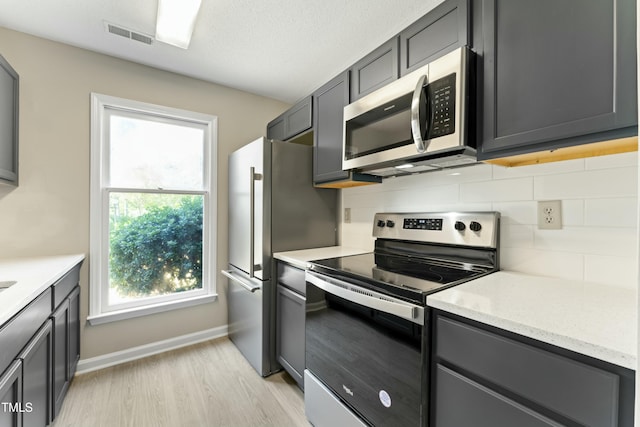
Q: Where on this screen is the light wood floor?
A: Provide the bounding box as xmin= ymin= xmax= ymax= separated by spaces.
xmin=53 ymin=337 xmax=310 ymax=427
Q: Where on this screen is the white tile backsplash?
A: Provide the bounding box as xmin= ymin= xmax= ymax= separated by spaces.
xmin=341 ymin=152 xmax=638 ymax=288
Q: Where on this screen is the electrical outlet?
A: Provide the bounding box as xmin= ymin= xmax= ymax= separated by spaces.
xmin=537 ymin=200 xmax=562 ymax=230
xmin=344 ymin=208 xmax=351 ymax=223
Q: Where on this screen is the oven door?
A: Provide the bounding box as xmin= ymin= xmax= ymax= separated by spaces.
xmin=305 ymin=271 xmax=425 ymax=426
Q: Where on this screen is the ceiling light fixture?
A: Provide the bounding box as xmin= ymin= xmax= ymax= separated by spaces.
xmin=395 ymin=164 xmax=414 ymax=169
xmin=155 ymin=0 xmax=202 ymax=49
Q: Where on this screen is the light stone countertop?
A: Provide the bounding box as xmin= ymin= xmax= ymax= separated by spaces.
xmin=274 ymin=246 xmax=370 ymax=269
xmin=427 ymin=271 xmax=637 ymax=370
xmin=0 ymin=254 xmax=85 ymax=326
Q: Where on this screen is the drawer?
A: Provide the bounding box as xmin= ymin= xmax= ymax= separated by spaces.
xmin=433 ymin=364 xmax=561 ymax=427
xmin=277 ymin=262 xmax=305 ymax=295
xmin=52 ymin=263 xmax=81 ymax=309
xmin=0 ymin=287 xmax=52 ymax=376
xmin=435 ymin=315 xmax=620 ymax=427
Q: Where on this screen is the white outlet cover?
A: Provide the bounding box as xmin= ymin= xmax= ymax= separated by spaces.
xmin=538 ymin=200 xmax=562 ymax=230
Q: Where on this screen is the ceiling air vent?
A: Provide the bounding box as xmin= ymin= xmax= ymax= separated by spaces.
xmin=104 ymin=21 xmax=154 ymax=45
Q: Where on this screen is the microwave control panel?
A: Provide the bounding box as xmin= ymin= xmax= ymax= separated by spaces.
xmin=427 ymin=73 xmax=456 ymax=139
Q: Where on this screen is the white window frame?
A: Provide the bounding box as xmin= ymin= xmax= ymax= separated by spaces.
xmin=88 ymin=93 xmax=218 ymax=325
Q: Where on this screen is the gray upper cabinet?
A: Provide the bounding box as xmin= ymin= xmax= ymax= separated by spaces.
xmin=313 ymin=71 xmax=350 ymax=184
xmin=266 ymin=116 xmax=285 ymax=141
xmin=350 ymin=38 xmax=399 ymax=101
xmin=0 ymin=54 xmax=19 ymax=186
xmin=400 ymin=0 xmax=470 ymax=76
xmin=478 ymin=0 xmax=637 ymax=160
xmin=267 ymin=96 xmax=313 ymax=141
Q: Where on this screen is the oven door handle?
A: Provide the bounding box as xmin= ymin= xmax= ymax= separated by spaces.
xmin=306 ymin=271 xmax=424 ymax=325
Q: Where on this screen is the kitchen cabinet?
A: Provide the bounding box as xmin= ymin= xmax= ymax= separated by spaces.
xmin=399 ymin=0 xmax=470 ymax=75
xmin=477 ymin=0 xmax=637 ymax=161
xmin=266 ymin=96 xmax=313 ymax=141
xmin=19 ymin=320 xmax=53 ymax=427
xmin=275 ymin=262 xmax=305 ymax=389
xmin=0 ymin=360 xmax=22 ymax=427
xmin=350 ymin=38 xmax=399 ymax=101
xmin=0 ymin=54 xmax=19 ymax=186
xmin=431 ymin=311 xmax=635 ymax=427
xmin=313 ymin=71 xmax=350 ymax=184
xmin=0 ymin=260 xmax=81 ymax=427
xmin=51 ymin=298 xmax=70 ymax=418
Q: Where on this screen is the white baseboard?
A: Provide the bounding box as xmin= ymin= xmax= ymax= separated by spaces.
xmin=75 ymin=325 xmax=228 ymax=375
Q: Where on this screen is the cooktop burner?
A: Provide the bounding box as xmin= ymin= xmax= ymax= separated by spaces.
xmin=308 ymin=212 xmax=500 ymax=305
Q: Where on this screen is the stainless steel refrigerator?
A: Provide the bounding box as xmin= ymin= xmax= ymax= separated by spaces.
xmin=222 ymin=137 xmax=337 ymax=376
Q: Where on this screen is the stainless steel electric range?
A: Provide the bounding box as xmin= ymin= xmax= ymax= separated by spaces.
xmin=304 ymin=212 xmax=500 ymax=427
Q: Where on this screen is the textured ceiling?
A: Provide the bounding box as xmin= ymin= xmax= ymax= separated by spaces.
xmin=0 ymin=0 xmax=443 ymax=103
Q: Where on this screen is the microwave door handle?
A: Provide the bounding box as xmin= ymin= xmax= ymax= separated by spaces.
xmin=411 ymin=74 xmax=429 ymax=153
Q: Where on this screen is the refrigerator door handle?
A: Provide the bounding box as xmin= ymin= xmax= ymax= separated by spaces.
xmin=221 ymin=270 xmax=262 ymax=293
xmin=249 ymin=166 xmax=256 ymax=278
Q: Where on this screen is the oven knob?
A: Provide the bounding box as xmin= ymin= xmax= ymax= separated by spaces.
xmin=470 ymin=221 xmax=482 ymax=232
xmin=386 ymin=220 xmax=395 ymax=228
xmin=454 ymin=221 xmax=466 ymax=231
xmin=377 ymin=220 xmax=386 ymax=228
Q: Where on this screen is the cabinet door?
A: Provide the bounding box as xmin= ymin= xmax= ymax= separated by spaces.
xmin=400 ymin=0 xmax=470 ymax=75
xmin=19 ymin=320 xmax=52 ymax=427
xmin=267 ymin=115 xmax=286 ymax=141
xmin=0 ymin=360 xmax=23 ymax=427
xmin=68 ymin=287 xmax=80 ymax=378
xmin=479 ymin=0 xmax=637 ymax=159
xmin=276 ymin=284 xmax=305 ymax=389
xmin=313 ymin=71 xmax=350 ymax=184
xmin=0 ymin=54 xmax=19 ymax=186
xmin=350 ymin=38 xmax=399 ymax=101
xmin=285 ymin=96 xmax=313 ymax=139
xmin=51 ymin=299 xmax=70 ymax=419
xmin=433 ymin=364 xmax=561 ymax=427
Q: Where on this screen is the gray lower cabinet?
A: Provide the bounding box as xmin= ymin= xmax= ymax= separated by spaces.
xmin=267 ymin=96 xmax=313 ymax=141
xmin=0 ymin=262 xmax=81 ymax=427
xmin=399 ymin=0 xmax=470 ymax=75
xmin=276 ymin=262 xmax=305 ymax=389
xmin=51 ymin=298 xmax=70 ymax=419
xmin=0 ymin=360 xmax=22 ymax=427
xmin=313 ymin=71 xmax=350 ymax=184
xmin=20 ymin=320 xmax=53 ymax=427
xmin=478 ymin=0 xmax=637 ymax=160
xmin=431 ymin=312 xmax=635 ymax=427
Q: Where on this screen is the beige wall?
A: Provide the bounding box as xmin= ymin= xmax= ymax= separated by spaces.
xmin=0 ymin=27 xmax=290 ymax=359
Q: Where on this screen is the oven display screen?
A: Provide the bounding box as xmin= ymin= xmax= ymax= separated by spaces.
xmin=403 ymin=218 xmax=443 ymax=230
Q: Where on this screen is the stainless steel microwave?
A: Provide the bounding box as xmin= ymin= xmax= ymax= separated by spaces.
xmin=343 ymin=47 xmax=475 ymax=177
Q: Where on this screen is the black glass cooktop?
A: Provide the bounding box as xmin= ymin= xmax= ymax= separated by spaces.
xmin=310 ymin=251 xmax=492 ymax=304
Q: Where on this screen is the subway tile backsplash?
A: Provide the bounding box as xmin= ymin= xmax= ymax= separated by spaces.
xmin=340 ymin=152 xmax=638 ymax=289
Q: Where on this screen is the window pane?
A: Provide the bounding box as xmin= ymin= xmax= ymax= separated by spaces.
xmin=108 ymin=192 xmax=203 ymax=305
xmin=109 ymin=114 xmax=204 ymax=189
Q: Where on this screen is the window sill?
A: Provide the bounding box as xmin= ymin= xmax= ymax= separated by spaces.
xmin=87 ymin=293 xmax=218 ymax=325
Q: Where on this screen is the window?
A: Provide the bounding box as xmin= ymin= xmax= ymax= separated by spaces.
xmin=89 ymin=93 xmax=217 ymax=324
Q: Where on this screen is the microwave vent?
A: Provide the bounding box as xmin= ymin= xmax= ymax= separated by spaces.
xmin=105 ymin=21 xmax=154 ymax=45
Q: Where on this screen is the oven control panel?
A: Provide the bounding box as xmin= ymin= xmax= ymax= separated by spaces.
xmin=372 ymin=212 xmax=500 ymax=248
xmin=403 ymin=218 xmax=443 ymax=231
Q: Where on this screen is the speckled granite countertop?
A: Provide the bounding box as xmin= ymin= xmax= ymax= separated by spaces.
xmin=427 ymin=271 xmax=636 ymax=370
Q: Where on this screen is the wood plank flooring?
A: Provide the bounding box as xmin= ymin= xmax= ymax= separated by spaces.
xmin=53 ymin=337 xmax=310 ymax=427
